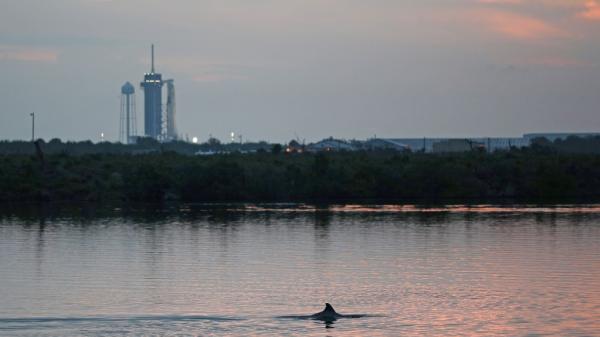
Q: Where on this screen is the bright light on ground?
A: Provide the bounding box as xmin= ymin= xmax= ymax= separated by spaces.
xmin=192 ymin=137 xmax=198 ymax=144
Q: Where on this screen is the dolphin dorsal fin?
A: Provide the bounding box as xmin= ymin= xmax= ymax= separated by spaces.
xmin=324 ymin=303 xmax=336 ymax=313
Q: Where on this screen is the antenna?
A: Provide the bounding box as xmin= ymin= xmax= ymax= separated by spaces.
xmin=30 ymin=112 xmax=35 ymax=142
xmin=151 ymin=44 xmax=155 ymax=73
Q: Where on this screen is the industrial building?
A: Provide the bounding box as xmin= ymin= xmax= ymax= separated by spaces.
xmin=135 ymin=45 xmax=178 ymax=141
xmin=432 ymin=139 xmax=484 ymax=153
xmin=363 ymin=138 xmax=410 ymax=151
xmin=140 ymin=45 xmax=163 ymax=139
xmin=306 ymin=138 xmax=357 ymax=152
xmin=364 ymin=137 xmax=529 ymax=153
xmin=305 ymin=133 xmax=599 ymax=153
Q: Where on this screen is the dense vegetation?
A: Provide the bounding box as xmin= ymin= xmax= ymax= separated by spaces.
xmin=2 ymin=141 xmax=600 ymax=202
xmin=0 ymin=137 xmax=273 ymax=156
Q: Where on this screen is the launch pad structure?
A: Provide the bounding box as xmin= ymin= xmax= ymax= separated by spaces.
xmin=135 ymin=44 xmax=178 ymax=142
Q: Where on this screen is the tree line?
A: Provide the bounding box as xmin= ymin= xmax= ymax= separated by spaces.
xmin=0 ymin=137 xmax=273 ymax=156
xmin=2 ymin=143 xmax=600 ymax=202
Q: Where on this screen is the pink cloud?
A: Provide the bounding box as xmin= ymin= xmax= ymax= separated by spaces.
xmin=472 ymin=9 xmax=567 ymax=40
xmin=477 ymin=0 xmax=600 ymax=21
xmin=579 ymin=0 xmax=600 ymax=20
xmin=0 ymin=46 xmax=58 ymax=63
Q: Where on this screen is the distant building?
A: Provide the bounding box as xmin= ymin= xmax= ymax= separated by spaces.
xmin=433 ymin=139 xmax=484 ymax=153
xmin=364 ymin=138 xmax=410 ymax=152
xmin=480 ymin=137 xmax=530 ymax=151
xmin=307 ymin=138 xmax=357 ymax=152
xmin=368 ymin=137 xmax=530 ymax=153
xmin=380 ymin=138 xmax=437 ymax=152
xmin=140 ymin=45 xmax=163 ymax=139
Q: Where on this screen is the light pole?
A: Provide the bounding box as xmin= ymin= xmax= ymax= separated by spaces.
xmin=30 ymin=112 xmax=35 ymax=142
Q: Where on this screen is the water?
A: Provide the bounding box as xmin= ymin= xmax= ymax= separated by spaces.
xmin=1 ymin=204 xmax=600 ymax=336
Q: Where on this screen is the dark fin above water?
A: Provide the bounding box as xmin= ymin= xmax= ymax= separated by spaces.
xmin=277 ymin=303 xmax=373 ymax=321
xmin=324 ymin=303 xmax=337 ymax=314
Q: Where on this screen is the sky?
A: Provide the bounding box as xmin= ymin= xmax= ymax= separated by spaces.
xmin=0 ymin=0 xmax=599 ymax=143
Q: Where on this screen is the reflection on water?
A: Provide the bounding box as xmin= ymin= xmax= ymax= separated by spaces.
xmin=1 ymin=204 xmax=600 ymax=336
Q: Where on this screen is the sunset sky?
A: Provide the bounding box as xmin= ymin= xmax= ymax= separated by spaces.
xmin=1 ymin=0 xmax=599 ymax=142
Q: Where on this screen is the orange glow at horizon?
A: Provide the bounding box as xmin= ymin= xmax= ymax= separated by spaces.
xmin=579 ymin=0 xmax=600 ymax=20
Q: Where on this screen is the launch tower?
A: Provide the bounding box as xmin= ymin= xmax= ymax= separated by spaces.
xmin=140 ymin=44 xmax=163 ymax=139
xmin=165 ymin=79 xmax=177 ymax=140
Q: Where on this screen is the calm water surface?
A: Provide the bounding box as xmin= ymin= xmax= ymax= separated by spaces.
xmin=1 ymin=204 xmax=599 ymax=336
